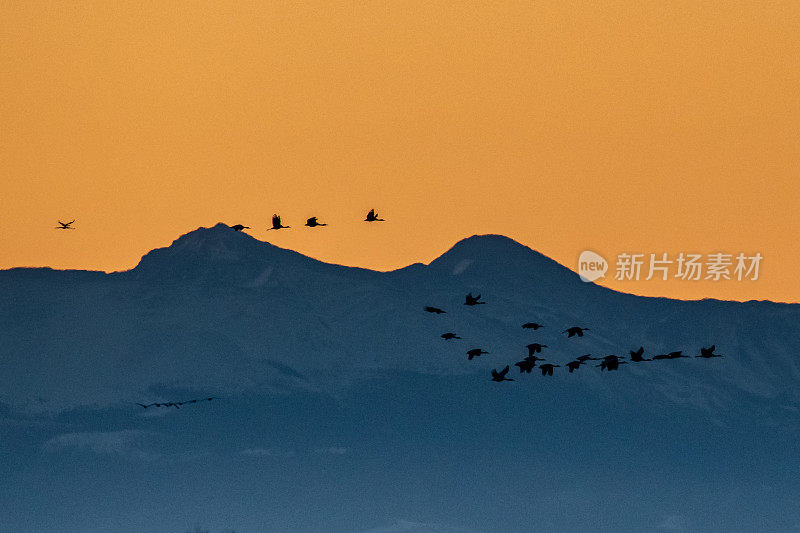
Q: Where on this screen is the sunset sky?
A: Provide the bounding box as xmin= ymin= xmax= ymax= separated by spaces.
xmin=2 ymin=1 xmax=798 ymax=302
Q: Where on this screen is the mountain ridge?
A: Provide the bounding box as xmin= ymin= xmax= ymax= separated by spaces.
xmin=2 ymin=223 xmax=793 ymax=306
xmin=1 ymin=224 xmax=799 ymax=531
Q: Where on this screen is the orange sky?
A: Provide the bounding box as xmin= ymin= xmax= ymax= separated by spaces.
xmin=1 ymin=1 xmax=798 ymax=302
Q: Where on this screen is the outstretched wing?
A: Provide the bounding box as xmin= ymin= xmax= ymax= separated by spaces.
xmin=500 ymin=365 xmax=509 ymax=376
xmin=491 ymin=369 xmax=500 ymax=379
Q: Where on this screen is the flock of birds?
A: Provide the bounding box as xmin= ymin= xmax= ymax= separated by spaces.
xmin=57 ymin=211 xmax=723 ymax=398
xmin=57 ymin=210 xmax=387 ymax=410
xmin=425 ymin=293 xmax=723 ymax=382
xmin=135 ymin=397 xmax=218 ymax=409
xmin=237 ymin=209 xmax=384 ymax=231
xmin=56 ymin=209 xmax=387 ymax=234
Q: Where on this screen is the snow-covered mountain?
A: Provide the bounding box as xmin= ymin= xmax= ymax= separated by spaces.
xmin=1 ymin=224 xmax=799 ymax=532
xmin=2 ymin=223 xmax=797 ymax=414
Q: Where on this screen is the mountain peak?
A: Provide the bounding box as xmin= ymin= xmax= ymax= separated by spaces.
xmin=126 ymin=223 xmax=286 ymax=281
xmin=438 ymin=234 xmax=534 ymax=256
xmin=123 ymin=223 xmax=376 ymax=284
xmin=427 ymin=233 xmax=585 ymax=291
xmin=429 ymin=233 xmax=555 ymax=269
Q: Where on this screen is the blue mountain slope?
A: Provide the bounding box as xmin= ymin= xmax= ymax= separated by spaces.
xmin=1 ymin=224 xmax=799 ymax=532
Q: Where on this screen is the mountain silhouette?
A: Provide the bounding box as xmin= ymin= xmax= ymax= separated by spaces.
xmin=1 ymin=223 xmax=798 ymax=532
xmin=0 ymin=223 xmax=797 ymax=416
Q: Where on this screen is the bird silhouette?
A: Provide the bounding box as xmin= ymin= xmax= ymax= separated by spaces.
xmin=268 ymin=214 xmax=290 ymax=230
xmin=515 ymin=358 xmax=537 ymax=373
xmin=526 ymin=343 xmax=548 ymax=355
xmin=523 ymin=354 xmax=546 ymax=363
xmin=491 ymin=366 xmax=514 ymax=382
xmin=696 ymin=345 xmax=723 ymax=358
xmin=563 ymin=326 xmax=590 ymax=337
xmin=597 ymin=355 xmax=625 ymax=371
xmin=576 ymin=354 xmax=599 ymax=362
xmin=305 ymin=217 xmax=327 ymax=227
xmin=598 ymin=359 xmax=627 ymax=371
xmin=365 ymin=209 xmax=384 ymax=222
xmin=231 ymin=224 xmax=249 ymax=232
xmin=539 ymin=363 xmax=560 ymax=376
xmin=522 ymin=322 xmax=544 ymax=330
xmin=55 ymin=220 xmax=75 ymax=229
xmin=424 ymin=306 xmax=446 ymax=314
xmin=652 ymin=353 xmax=671 ymax=360
xmin=464 ymin=293 xmax=485 ymax=306
xmin=565 ymin=360 xmax=586 ymax=373
xmin=629 ymin=346 xmax=650 ymax=362
xmin=135 ymin=396 xmax=217 ymax=409
xmin=467 ymin=348 xmax=489 ymax=360
xmin=441 ymin=332 xmax=461 ymax=340
xmin=666 ymin=350 xmax=689 ymax=359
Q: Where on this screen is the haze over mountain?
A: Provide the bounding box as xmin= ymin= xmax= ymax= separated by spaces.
xmin=1 ymin=224 xmax=799 ymax=532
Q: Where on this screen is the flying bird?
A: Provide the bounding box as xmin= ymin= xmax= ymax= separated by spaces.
xmin=697 ymin=345 xmax=723 ymax=358
xmin=522 ymin=322 xmax=544 ymax=330
xmin=231 ymin=224 xmax=249 ymax=232
xmin=563 ymin=326 xmax=590 ymax=337
xmin=268 ymin=214 xmax=290 ymax=230
xmin=539 ymin=363 xmax=561 ymax=376
xmin=424 ymin=306 xmax=446 ymax=314
xmin=55 ymin=220 xmax=75 ymax=230
xmin=565 ymin=360 xmax=586 ymax=373
xmin=515 ymin=358 xmax=537 ymax=373
xmin=365 ymin=209 xmax=384 ymax=222
xmin=576 ymin=354 xmax=598 ymax=362
xmin=441 ymin=332 xmax=461 ymax=340
xmin=467 ymin=348 xmax=489 ymax=360
xmin=135 ymin=402 xmax=151 ymax=409
xmin=598 ymin=359 xmax=627 ymax=371
xmin=305 ymin=217 xmax=327 ymax=227
xmin=666 ymin=350 xmax=689 ymax=359
xmin=629 ymin=347 xmax=650 ymax=362
xmin=491 ymin=366 xmax=514 ymax=382
xmin=597 ymin=356 xmax=627 ymax=371
xmin=597 ymin=355 xmax=625 ymax=371
xmin=464 ymin=293 xmax=485 ymax=306
xmin=526 ymin=343 xmax=548 ymax=355
xmin=523 ymin=354 xmax=546 ymax=363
